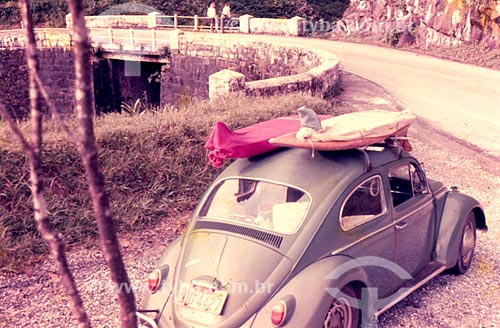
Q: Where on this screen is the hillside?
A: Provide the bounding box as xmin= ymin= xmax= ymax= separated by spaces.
xmin=339 ymin=0 xmax=500 ymax=49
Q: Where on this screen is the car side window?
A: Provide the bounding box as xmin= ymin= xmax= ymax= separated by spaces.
xmin=340 ymin=176 xmax=387 ymax=230
xmin=389 ymin=163 xmax=425 ymax=207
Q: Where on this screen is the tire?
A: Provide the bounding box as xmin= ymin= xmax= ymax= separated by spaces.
xmin=323 ymin=284 xmax=360 ymax=328
xmin=452 ymin=211 xmax=476 ymax=274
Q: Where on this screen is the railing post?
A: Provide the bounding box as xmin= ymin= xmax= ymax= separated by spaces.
xmin=108 ymin=27 xmax=113 ymax=43
xmin=129 ymin=28 xmax=134 ymax=45
xmin=174 ymin=14 xmax=178 ymax=29
xmin=194 ymin=15 xmax=198 ymax=31
xmin=152 ymin=28 xmax=156 ymax=50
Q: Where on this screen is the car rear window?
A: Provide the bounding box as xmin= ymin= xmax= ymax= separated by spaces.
xmin=199 ymin=178 xmax=310 ymax=234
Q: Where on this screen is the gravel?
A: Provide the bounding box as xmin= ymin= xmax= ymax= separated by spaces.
xmin=1 ymin=103 xmax=499 ymax=327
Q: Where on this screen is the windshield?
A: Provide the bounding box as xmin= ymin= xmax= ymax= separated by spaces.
xmin=199 ymin=178 xmax=310 ymax=234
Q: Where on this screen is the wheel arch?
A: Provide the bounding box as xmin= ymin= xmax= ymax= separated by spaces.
xmin=248 ymin=255 xmax=372 ymax=327
xmin=434 ymin=191 xmax=486 ymax=268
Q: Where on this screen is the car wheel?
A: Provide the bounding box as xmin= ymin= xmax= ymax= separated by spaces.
xmin=323 ymin=284 xmax=360 ymax=328
xmin=452 ymin=211 xmax=476 ymax=274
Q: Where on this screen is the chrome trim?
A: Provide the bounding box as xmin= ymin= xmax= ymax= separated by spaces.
xmin=137 ymin=311 xmax=159 ymax=328
xmin=374 ymin=266 xmax=446 ymax=317
xmin=332 ymin=197 xmax=435 ymax=255
xmin=339 ymin=175 xmax=388 ymax=231
xmin=331 ymin=221 xmax=395 ymax=255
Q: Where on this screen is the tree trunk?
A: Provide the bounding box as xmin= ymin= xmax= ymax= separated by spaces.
xmin=66 ymin=0 xmax=138 ymax=326
xmin=15 ymin=0 xmax=91 ymax=327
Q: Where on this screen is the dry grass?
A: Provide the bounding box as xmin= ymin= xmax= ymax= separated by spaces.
xmin=0 ymin=92 xmax=337 ymax=271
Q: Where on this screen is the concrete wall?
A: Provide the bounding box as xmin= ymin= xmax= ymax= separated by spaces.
xmin=66 ymin=14 xmax=149 ymax=29
xmin=248 ymin=17 xmax=305 ymax=36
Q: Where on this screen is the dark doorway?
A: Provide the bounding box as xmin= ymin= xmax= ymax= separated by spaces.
xmin=93 ymin=58 xmax=162 ymax=114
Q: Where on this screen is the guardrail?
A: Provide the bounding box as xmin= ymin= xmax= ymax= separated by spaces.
xmin=154 ymin=14 xmax=240 ymax=33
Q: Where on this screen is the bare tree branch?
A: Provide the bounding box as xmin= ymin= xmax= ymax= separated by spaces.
xmin=16 ymin=0 xmax=91 ymax=327
xmin=66 ymin=0 xmax=138 ymax=326
xmin=0 ymin=103 xmax=32 ymax=154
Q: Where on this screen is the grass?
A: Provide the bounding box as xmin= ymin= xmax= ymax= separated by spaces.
xmin=0 ymin=92 xmax=339 ymax=271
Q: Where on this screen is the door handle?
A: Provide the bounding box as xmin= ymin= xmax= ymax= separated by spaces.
xmin=395 ymin=222 xmax=408 ymax=231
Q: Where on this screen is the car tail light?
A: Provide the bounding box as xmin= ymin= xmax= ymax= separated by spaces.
xmin=147 ymin=269 xmax=161 ymax=293
xmin=271 ymin=301 xmax=287 ymax=326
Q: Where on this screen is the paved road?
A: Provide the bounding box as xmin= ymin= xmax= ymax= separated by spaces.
xmin=268 ymin=37 xmax=500 ymax=158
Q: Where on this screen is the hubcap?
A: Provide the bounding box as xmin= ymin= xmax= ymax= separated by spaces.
xmin=325 ymin=298 xmax=352 ymax=328
xmin=461 ymin=220 xmax=475 ymax=265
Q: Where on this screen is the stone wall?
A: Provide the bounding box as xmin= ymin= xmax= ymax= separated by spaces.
xmin=0 ymin=29 xmax=74 ymax=119
xmin=0 ymin=49 xmax=29 ymax=119
xmin=162 ymin=31 xmax=338 ymax=105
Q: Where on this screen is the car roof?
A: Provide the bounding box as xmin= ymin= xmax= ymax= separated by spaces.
xmin=217 ymin=145 xmax=415 ymax=193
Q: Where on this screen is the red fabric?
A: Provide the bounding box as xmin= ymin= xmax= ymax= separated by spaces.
xmin=205 ymin=116 xmax=331 ymax=168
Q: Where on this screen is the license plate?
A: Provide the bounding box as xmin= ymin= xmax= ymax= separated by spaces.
xmin=176 ymin=282 xmax=228 ymax=315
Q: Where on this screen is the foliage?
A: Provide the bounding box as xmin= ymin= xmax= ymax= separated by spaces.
xmin=0 ymin=0 xmax=350 ymax=28
xmin=120 ymin=98 xmax=144 ymax=115
xmin=386 ymin=28 xmax=404 ymax=47
xmin=0 ymin=92 xmax=338 ymax=271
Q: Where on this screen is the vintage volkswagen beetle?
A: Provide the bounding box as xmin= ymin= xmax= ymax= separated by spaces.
xmin=137 ymin=145 xmax=486 ymax=328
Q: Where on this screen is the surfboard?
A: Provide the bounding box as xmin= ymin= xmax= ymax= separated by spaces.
xmin=205 ymin=115 xmax=332 ymax=167
xmin=269 ymin=110 xmax=416 ymax=151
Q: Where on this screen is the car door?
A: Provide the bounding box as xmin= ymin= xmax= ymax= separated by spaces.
xmin=388 ymin=161 xmax=435 ymax=283
xmin=336 ymin=174 xmax=397 ymax=298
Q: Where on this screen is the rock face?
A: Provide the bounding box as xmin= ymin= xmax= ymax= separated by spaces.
xmin=339 ymin=0 xmax=500 ymax=48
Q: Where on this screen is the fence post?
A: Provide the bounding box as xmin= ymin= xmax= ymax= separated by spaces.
xmin=148 ymin=12 xmax=160 ymax=28
xmin=152 ymin=28 xmax=156 ymax=50
xmin=174 ymin=14 xmax=178 ymax=29
xmin=239 ymin=14 xmax=253 ymax=34
xmin=108 ymin=27 xmax=113 ymax=44
xmin=194 ymin=15 xmax=199 ymax=30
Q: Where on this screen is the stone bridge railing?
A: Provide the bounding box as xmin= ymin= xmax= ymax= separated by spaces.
xmin=66 ymin=13 xmax=306 ymax=36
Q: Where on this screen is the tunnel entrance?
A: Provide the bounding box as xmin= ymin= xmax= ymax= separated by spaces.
xmin=93 ymin=58 xmax=162 ymax=114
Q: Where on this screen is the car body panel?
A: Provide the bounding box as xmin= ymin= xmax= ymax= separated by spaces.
xmin=138 ymin=145 xmax=486 ymax=327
